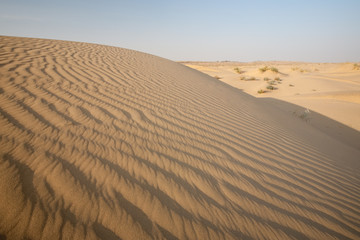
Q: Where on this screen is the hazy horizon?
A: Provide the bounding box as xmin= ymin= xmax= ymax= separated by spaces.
xmin=1 ymin=0 xmax=360 ymax=62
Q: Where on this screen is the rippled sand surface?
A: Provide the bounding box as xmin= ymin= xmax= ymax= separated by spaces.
xmin=1 ymin=36 xmax=360 ymax=239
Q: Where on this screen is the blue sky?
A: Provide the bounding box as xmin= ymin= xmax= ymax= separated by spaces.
xmin=1 ymin=0 xmax=359 ymax=62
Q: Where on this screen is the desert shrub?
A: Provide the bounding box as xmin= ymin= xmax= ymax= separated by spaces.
xmin=274 ymin=77 xmax=281 ymax=81
xmin=260 ymin=66 xmax=279 ymax=73
xmin=259 ymin=66 xmax=269 ymax=73
xmin=266 ymin=85 xmax=274 ymax=90
xmin=257 ymin=89 xmax=265 ymax=94
xmin=234 ymin=67 xmax=242 ymax=74
xmin=268 ymin=80 xmax=276 ymax=85
xmin=270 ymin=67 xmax=279 ymax=73
xmin=241 ymin=76 xmax=257 ymax=81
xmin=263 ymin=77 xmax=270 ymax=81
xmin=299 ymin=109 xmax=311 ymax=121
xmin=289 ymin=84 xmax=294 ymax=87
xmin=353 ymin=63 xmax=360 ymax=70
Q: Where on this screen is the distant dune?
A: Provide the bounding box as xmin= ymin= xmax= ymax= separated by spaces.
xmin=1 ymin=36 xmax=360 ymax=240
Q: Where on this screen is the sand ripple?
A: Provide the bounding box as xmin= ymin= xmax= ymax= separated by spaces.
xmin=0 ymin=36 xmax=360 ymax=239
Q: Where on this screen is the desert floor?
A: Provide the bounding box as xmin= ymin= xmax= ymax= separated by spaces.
xmin=183 ymin=61 xmax=360 ymax=150
xmin=1 ymin=36 xmax=360 ymax=239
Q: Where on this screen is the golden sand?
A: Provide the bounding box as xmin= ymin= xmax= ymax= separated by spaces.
xmin=1 ymin=36 xmax=359 ymax=239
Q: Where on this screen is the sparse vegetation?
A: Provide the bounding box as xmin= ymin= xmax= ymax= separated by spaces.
xmin=274 ymin=77 xmax=281 ymax=81
xmin=268 ymin=80 xmax=276 ymax=85
xmin=259 ymin=66 xmax=279 ymax=73
xmin=234 ymin=67 xmax=243 ymax=74
xmin=270 ymin=67 xmax=279 ymax=73
xmin=263 ymin=77 xmax=270 ymax=81
xmin=259 ymin=66 xmax=269 ymax=73
xmin=241 ymin=76 xmax=257 ymax=81
xmin=266 ymin=85 xmax=275 ymax=90
xmin=293 ymin=109 xmax=311 ymax=121
xmin=353 ymin=63 xmax=360 ymax=70
xmin=299 ymin=109 xmax=311 ymax=121
xmin=289 ymin=84 xmax=294 ymax=87
xmin=257 ymin=89 xmax=265 ymax=94
xmin=292 ymin=67 xmax=308 ymax=73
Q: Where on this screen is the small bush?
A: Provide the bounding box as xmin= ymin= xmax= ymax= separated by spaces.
xmin=353 ymin=63 xmax=360 ymax=70
xmin=274 ymin=77 xmax=281 ymax=81
xmin=259 ymin=66 xmax=269 ymax=73
xmin=264 ymin=77 xmax=270 ymax=81
xmin=270 ymin=67 xmax=279 ymax=73
xmin=260 ymin=66 xmax=279 ymax=73
xmin=299 ymin=109 xmax=311 ymax=121
xmin=268 ymin=80 xmax=276 ymax=85
xmin=289 ymin=84 xmax=294 ymax=87
xmin=258 ymin=89 xmax=265 ymax=94
xmin=241 ymin=76 xmax=257 ymax=81
xmin=234 ymin=67 xmax=242 ymax=74
xmin=266 ymin=85 xmax=275 ymax=90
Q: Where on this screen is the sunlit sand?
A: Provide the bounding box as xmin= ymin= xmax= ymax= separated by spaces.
xmin=1 ymin=36 xmax=360 ymax=239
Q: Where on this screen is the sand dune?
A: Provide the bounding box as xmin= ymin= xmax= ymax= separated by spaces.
xmin=1 ymin=36 xmax=360 ymax=239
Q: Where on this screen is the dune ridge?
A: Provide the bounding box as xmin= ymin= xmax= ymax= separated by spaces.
xmin=0 ymin=36 xmax=360 ymax=239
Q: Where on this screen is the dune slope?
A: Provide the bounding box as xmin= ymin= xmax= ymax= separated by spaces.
xmin=0 ymin=36 xmax=360 ymax=240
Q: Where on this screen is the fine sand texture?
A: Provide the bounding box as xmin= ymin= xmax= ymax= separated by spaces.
xmin=1 ymin=36 xmax=360 ymax=240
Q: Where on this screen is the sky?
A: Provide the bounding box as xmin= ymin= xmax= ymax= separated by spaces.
xmin=1 ymin=0 xmax=360 ymax=62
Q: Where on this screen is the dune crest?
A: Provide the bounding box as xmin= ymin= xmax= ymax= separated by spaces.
xmin=1 ymin=36 xmax=360 ymax=239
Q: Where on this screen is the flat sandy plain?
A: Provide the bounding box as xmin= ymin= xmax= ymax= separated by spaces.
xmin=1 ymin=36 xmax=360 ymax=239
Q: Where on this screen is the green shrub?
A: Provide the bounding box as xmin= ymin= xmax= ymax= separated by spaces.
xmin=259 ymin=66 xmax=269 ymax=73
xmin=270 ymin=67 xmax=279 ymax=73
xmin=234 ymin=67 xmax=242 ymax=74
xmin=268 ymin=80 xmax=276 ymax=85
xmin=258 ymin=89 xmax=265 ymax=94
xmin=266 ymin=85 xmax=274 ymax=90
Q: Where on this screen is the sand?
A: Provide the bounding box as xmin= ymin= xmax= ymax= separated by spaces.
xmin=0 ymin=36 xmax=360 ymax=240
xmin=182 ymin=62 xmax=360 ymax=149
